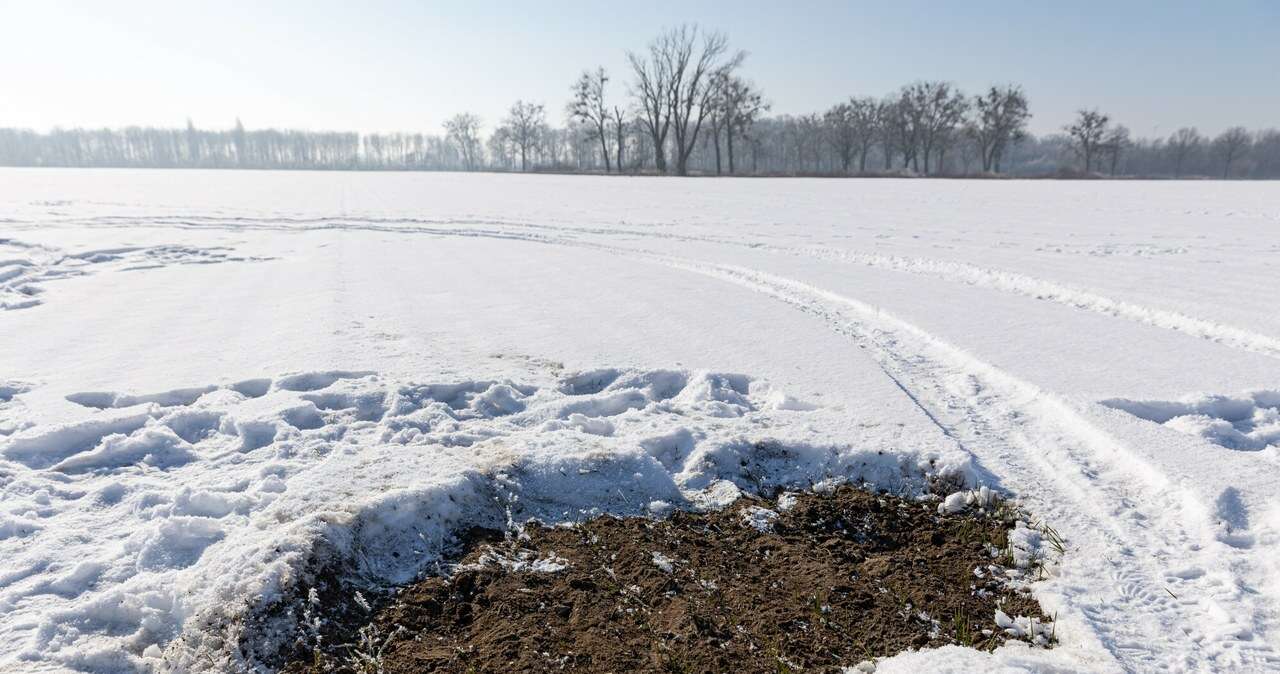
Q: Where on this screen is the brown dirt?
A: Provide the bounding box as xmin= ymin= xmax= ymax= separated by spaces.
xmin=285 ymin=486 xmax=1049 ymax=673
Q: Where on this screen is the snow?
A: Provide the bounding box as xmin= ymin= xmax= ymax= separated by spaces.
xmin=650 ymin=551 xmax=676 ymax=574
xmin=937 ymin=486 xmax=998 ymax=514
xmin=2 ymin=169 xmax=1279 ymax=672
xmin=741 ymin=505 xmax=780 ymax=532
xmin=467 ymin=549 xmax=570 ymax=575
xmin=1102 ymin=390 xmax=1280 ymax=451
xmin=995 ymin=610 xmax=1056 ymax=646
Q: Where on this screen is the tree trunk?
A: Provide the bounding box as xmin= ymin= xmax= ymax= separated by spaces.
xmin=727 ymin=125 xmax=736 ymax=174
xmin=615 ymin=129 xmax=624 ymax=173
xmin=712 ymin=121 xmax=722 ymax=175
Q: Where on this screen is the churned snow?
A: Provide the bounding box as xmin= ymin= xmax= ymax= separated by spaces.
xmin=2 ymin=170 xmax=1279 ymax=673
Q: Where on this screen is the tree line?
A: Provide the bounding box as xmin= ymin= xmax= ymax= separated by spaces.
xmin=3 ymin=25 xmax=1277 ymax=179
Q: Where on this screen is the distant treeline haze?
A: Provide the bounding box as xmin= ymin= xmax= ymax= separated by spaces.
xmin=3 ymin=26 xmax=1277 ymax=178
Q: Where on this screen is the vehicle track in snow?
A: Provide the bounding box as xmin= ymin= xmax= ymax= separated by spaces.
xmin=649 ymin=258 xmax=1280 ymax=672
xmin=392 ymin=226 xmax=1280 ymax=672
xmin=14 ymin=213 xmax=1280 ymax=361
xmin=8 ymin=213 xmax=1280 ymax=670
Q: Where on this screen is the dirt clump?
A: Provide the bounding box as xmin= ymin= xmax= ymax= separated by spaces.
xmin=286 ymin=486 xmax=1050 ymax=673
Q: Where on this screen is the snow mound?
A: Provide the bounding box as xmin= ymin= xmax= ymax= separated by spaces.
xmin=1102 ymin=390 xmax=1280 ymax=451
xmin=0 ymin=366 xmax=971 ymax=672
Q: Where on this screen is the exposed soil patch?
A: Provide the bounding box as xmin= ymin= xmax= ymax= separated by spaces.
xmin=286 ymin=486 xmax=1050 ymax=673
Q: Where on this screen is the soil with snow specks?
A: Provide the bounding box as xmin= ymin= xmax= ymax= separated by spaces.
xmin=287 ymin=486 xmax=1048 ymax=673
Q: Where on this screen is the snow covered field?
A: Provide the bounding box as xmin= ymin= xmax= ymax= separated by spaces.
xmin=2 ymin=169 xmax=1278 ymax=673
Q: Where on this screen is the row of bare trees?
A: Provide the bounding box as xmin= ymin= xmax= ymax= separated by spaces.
xmin=813 ymin=83 xmax=1030 ymax=176
xmin=566 ymin=25 xmax=762 ymax=176
xmin=1062 ymin=110 xmax=1268 ymax=178
xmin=2 ymin=24 xmax=1276 ymax=178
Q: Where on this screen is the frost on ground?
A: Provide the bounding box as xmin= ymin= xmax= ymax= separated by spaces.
xmin=0 ymin=368 xmax=964 ymax=672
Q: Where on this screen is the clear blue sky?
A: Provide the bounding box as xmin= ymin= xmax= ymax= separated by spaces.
xmin=2 ymin=0 xmax=1276 ymax=138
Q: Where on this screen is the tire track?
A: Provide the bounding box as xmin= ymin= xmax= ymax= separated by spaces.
xmin=10 ymin=213 xmax=1280 ymax=669
xmin=644 ymin=256 xmax=1280 ymax=672
xmin=396 ymin=226 xmax=1279 ymax=672
xmin=15 ymin=213 xmax=1280 ymax=360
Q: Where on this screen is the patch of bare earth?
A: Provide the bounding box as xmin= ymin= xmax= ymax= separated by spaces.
xmin=286 ymin=486 xmax=1050 ymax=673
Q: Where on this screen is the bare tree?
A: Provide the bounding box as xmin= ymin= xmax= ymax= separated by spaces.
xmin=794 ymin=113 xmax=825 ymax=172
xmin=627 ymin=34 xmax=674 ymax=172
xmin=487 ymin=126 xmax=514 ymax=169
xmin=708 ymin=72 xmax=730 ymax=174
xmin=909 ymin=82 xmax=968 ymax=175
xmin=931 ymin=103 xmax=970 ymax=174
xmin=876 ymin=98 xmax=899 ymax=170
xmin=718 ymin=75 xmax=767 ymax=174
xmin=957 ymin=134 xmax=980 ymax=174
xmin=611 ymin=107 xmax=628 ymax=172
xmin=1065 ymin=109 xmax=1110 ymax=173
xmin=823 ymin=98 xmax=878 ymax=174
xmin=444 ymin=113 xmax=482 ymax=171
xmin=1213 ymin=126 xmax=1251 ymax=178
xmin=569 ymin=68 xmax=612 ymax=172
xmin=1102 ymin=125 xmax=1130 ymax=176
xmin=1167 ymin=127 xmax=1202 ymax=177
xmin=653 ymin=25 xmax=746 ymax=176
xmin=825 ymin=102 xmax=857 ymax=174
xmin=1252 ymin=129 xmax=1280 ymax=178
xmin=500 ymin=101 xmax=546 ymax=172
xmin=888 ymin=89 xmax=927 ymax=171
xmin=851 ymin=98 xmax=882 ymax=173
xmin=969 ymin=85 xmax=1031 ymax=173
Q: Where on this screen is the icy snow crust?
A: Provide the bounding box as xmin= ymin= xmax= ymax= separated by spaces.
xmin=3 ymin=171 xmax=1280 ymax=672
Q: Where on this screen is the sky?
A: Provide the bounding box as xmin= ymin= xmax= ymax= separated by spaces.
xmin=1 ymin=0 xmax=1277 ymax=138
